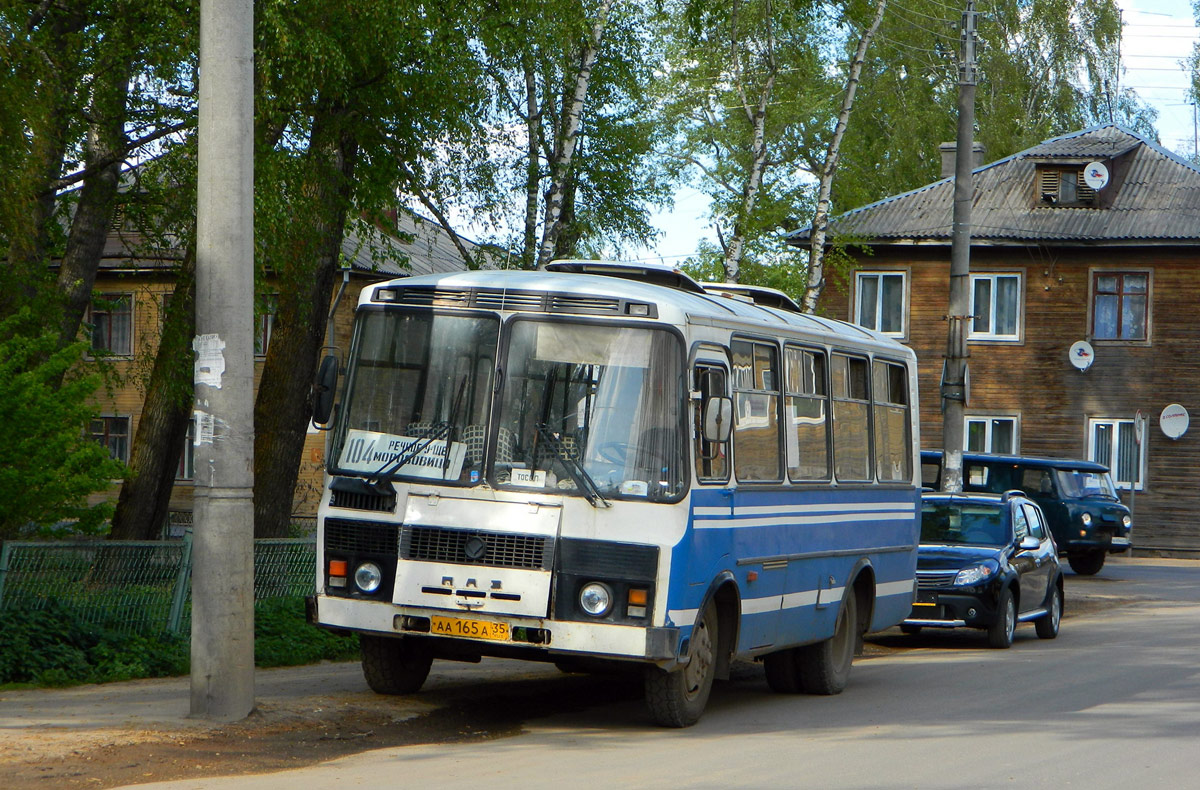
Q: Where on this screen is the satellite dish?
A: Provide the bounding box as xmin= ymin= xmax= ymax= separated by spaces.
xmin=1069 ymin=340 xmax=1095 ymax=371
xmin=1160 ymin=404 xmax=1189 ymax=440
xmin=1084 ymin=162 xmax=1110 ymax=190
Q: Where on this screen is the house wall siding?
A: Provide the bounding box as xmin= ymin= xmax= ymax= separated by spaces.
xmin=825 ymin=244 xmax=1200 ymax=553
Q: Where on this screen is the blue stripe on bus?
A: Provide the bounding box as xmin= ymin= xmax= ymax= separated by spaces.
xmin=666 ymin=487 xmax=920 ymax=655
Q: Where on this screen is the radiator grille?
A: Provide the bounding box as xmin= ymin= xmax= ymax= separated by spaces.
xmin=325 ymin=519 xmax=400 ymax=556
xmin=401 ymin=526 xmax=551 ymax=570
xmin=915 ymin=571 xmax=959 ymax=589
xmin=329 ymin=488 xmax=395 ymax=512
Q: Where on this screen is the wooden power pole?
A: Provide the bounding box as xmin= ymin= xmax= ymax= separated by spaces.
xmin=941 ymin=1 xmax=978 ymax=493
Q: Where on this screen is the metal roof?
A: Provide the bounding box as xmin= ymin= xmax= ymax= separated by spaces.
xmin=788 ymin=124 xmax=1200 ymax=246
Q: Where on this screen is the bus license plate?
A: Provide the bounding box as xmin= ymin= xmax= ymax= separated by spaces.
xmin=431 ymin=616 xmax=510 ymax=642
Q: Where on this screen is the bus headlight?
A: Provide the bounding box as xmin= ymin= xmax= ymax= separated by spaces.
xmin=579 ymin=582 xmax=613 ymax=616
xmin=354 ymin=562 xmax=383 ymax=594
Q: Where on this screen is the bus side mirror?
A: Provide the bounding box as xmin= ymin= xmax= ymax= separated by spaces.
xmin=703 ymin=397 xmax=732 ymax=443
xmin=313 ymin=354 xmax=339 ymax=427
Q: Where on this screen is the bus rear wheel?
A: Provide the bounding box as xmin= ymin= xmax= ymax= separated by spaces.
xmin=360 ymin=634 xmax=433 ymax=695
xmin=795 ymin=592 xmax=857 ymax=695
xmin=645 ymin=604 xmax=717 ymax=727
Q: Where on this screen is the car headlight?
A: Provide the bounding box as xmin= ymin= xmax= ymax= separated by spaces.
xmin=1080 ymin=512 xmax=1093 ymax=527
xmin=1123 ymin=514 xmax=1132 ymax=529
xmin=579 ymin=582 xmax=613 ymax=616
xmin=354 ymin=562 xmax=383 ymax=593
xmin=954 ymin=561 xmax=998 ymax=587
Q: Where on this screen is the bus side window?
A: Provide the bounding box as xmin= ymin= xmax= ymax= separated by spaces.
xmin=694 ymin=366 xmax=729 ymax=482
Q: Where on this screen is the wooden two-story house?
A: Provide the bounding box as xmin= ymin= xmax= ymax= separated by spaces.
xmin=791 ymin=124 xmax=1200 ymax=554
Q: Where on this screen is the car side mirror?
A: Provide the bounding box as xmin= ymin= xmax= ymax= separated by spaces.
xmin=313 ymin=354 xmax=339 ymax=428
xmin=703 ymin=397 xmax=732 ymax=443
xmin=1018 ymin=535 xmax=1040 ymax=551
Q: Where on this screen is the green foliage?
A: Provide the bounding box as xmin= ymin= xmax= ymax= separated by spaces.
xmin=0 ymin=309 xmax=126 ymax=540
xmin=0 ymin=600 xmax=188 ymax=686
xmin=0 ymin=597 xmax=357 ymax=688
xmin=253 ymin=597 xmax=359 ymax=667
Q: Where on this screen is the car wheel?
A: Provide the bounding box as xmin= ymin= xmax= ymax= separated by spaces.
xmin=360 ymin=634 xmax=433 ymax=695
xmin=1035 ymin=583 xmax=1062 ymax=640
xmin=1068 ymin=550 xmax=1105 ymax=576
xmin=645 ymin=604 xmax=717 ymax=727
xmin=987 ymin=588 xmax=1016 ymax=649
xmin=763 ymin=648 xmax=801 ymax=694
xmin=796 ymin=592 xmax=857 ymax=695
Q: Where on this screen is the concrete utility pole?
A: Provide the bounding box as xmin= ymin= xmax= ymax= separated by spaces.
xmin=191 ymin=0 xmax=255 ymax=721
xmin=941 ymin=1 xmax=978 ymax=494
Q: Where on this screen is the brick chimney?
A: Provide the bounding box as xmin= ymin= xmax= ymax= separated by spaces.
xmin=939 ymin=142 xmax=986 ymax=178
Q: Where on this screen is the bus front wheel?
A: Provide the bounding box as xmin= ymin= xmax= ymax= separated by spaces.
xmin=795 ymin=592 xmax=857 ymax=695
xmin=644 ymin=604 xmax=717 ymax=727
xmin=360 ymin=633 xmax=433 ymax=695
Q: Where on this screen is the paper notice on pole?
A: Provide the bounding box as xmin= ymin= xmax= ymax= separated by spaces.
xmin=193 ymin=334 xmax=226 ymax=388
xmin=194 ymin=410 xmax=216 ymax=446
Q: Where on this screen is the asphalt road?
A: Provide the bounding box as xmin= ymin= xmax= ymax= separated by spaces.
xmin=102 ymin=556 xmax=1200 ymax=790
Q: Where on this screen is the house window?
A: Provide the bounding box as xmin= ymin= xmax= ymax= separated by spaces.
xmin=90 ymin=416 xmax=130 ymax=464
xmin=256 ymin=293 xmax=279 ymax=356
xmin=88 ymin=294 xmax=132 ymax=356
xmin=177 ymin=419 xmax=195 ymax=481
xmin=969 ymin=273 xmax=1021 ymax=341
xmin=1092 ymin=272 xmax=1148 ymax=341
xmin=854 ymin=272 xmax=906 ymax=336
xmin=1036 ymin=167 xmax=1097 ymax=207
xmin=1088 ymin=417 xmax=1144 ymax=490
xmin=966 ymin=416 xmax=1018 ymax=454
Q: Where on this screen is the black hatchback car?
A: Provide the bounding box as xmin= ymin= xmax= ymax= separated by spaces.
xmin=904 ymin=491 xmax=1064 ymax=648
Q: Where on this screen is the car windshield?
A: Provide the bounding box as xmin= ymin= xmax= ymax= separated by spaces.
xmin=921 ymin=503 xmax=1010 ymax=546
xmin=1055 ymin=469 xmax=1118 ymax=499
xmin=493 ymin=319 xmax=686 ymax=502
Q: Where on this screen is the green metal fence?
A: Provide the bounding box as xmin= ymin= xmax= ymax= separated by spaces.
xmin=0 ymin=533 xmax=316 ymax=634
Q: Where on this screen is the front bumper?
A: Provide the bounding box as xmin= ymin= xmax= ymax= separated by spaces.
xmin=310 ymin=594 xmax=680 ymax=663
xmin=905 ymin=589 xmax=1000 ymax=629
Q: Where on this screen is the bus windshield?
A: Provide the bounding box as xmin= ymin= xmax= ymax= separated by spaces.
xmin=332 ymin=309 xmax=500 ymax=485
xmin=493 ymin=319 xmax=686 ymax=502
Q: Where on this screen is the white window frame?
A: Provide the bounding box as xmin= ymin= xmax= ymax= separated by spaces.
xmin=968 ymin=273 xmax=1023 ymax=342
xmin=1087 ymin=417 xmax=1145 ymax=491
xmin=853 ymin=271 xmax=908 ymax=338
xmin=965 ymin=414 xmax=1019 ymax=454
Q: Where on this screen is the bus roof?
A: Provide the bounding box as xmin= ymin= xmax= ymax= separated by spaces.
xmin=359 ymin=267 xmax=913 ymax=359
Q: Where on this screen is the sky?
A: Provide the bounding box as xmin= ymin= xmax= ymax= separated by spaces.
xmin=632 ymin=0 xmax=1200 ymax=266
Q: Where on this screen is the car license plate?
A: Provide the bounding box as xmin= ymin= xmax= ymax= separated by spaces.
xmin=431 ymin=616 xmax=510 ymax=642
xmin=1111 ymin=536 xmax=1130 ymax=546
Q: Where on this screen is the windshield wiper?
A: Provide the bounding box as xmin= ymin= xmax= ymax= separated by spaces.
xmin=536 ymin=424 xmax=610 ymax=508
xmin=365 ymin=421 xmax=452 ymax=493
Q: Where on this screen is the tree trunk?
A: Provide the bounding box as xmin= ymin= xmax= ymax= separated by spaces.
xmin=109 ymin=243 xmax=196 ymax=540
xmin=252 ymin=111 xmax=359 ymax=539
xmin=802 ymin=0 xmax=887 ymax=314
xmin=522 ymin=56 xmax=542 ymax=269
xmin=535 ymin=0 xmax=614 ymax=268
xmin=57 ymin=60 xmax=131 ymax=349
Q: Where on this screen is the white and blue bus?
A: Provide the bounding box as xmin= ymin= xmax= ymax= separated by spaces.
xmin=308 ymin=261 xmax=921 ymax=727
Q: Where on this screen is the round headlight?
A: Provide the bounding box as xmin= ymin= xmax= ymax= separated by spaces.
xmin=1080 ymin=512 xmax=1093 ymax=527
xmin=1123 ymin=514 xmax=1132 ymax=528
xmin=579 ymin=582 xmax=613 ymax=616
xmin=354 ymin=562 xmax=383 ymax=593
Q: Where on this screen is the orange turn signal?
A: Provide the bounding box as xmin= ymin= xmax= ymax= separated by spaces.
xmin=628 ymin=588 xmax=648 ymax=606
xmin=328 ymin=559 xmax=348 ymax=577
